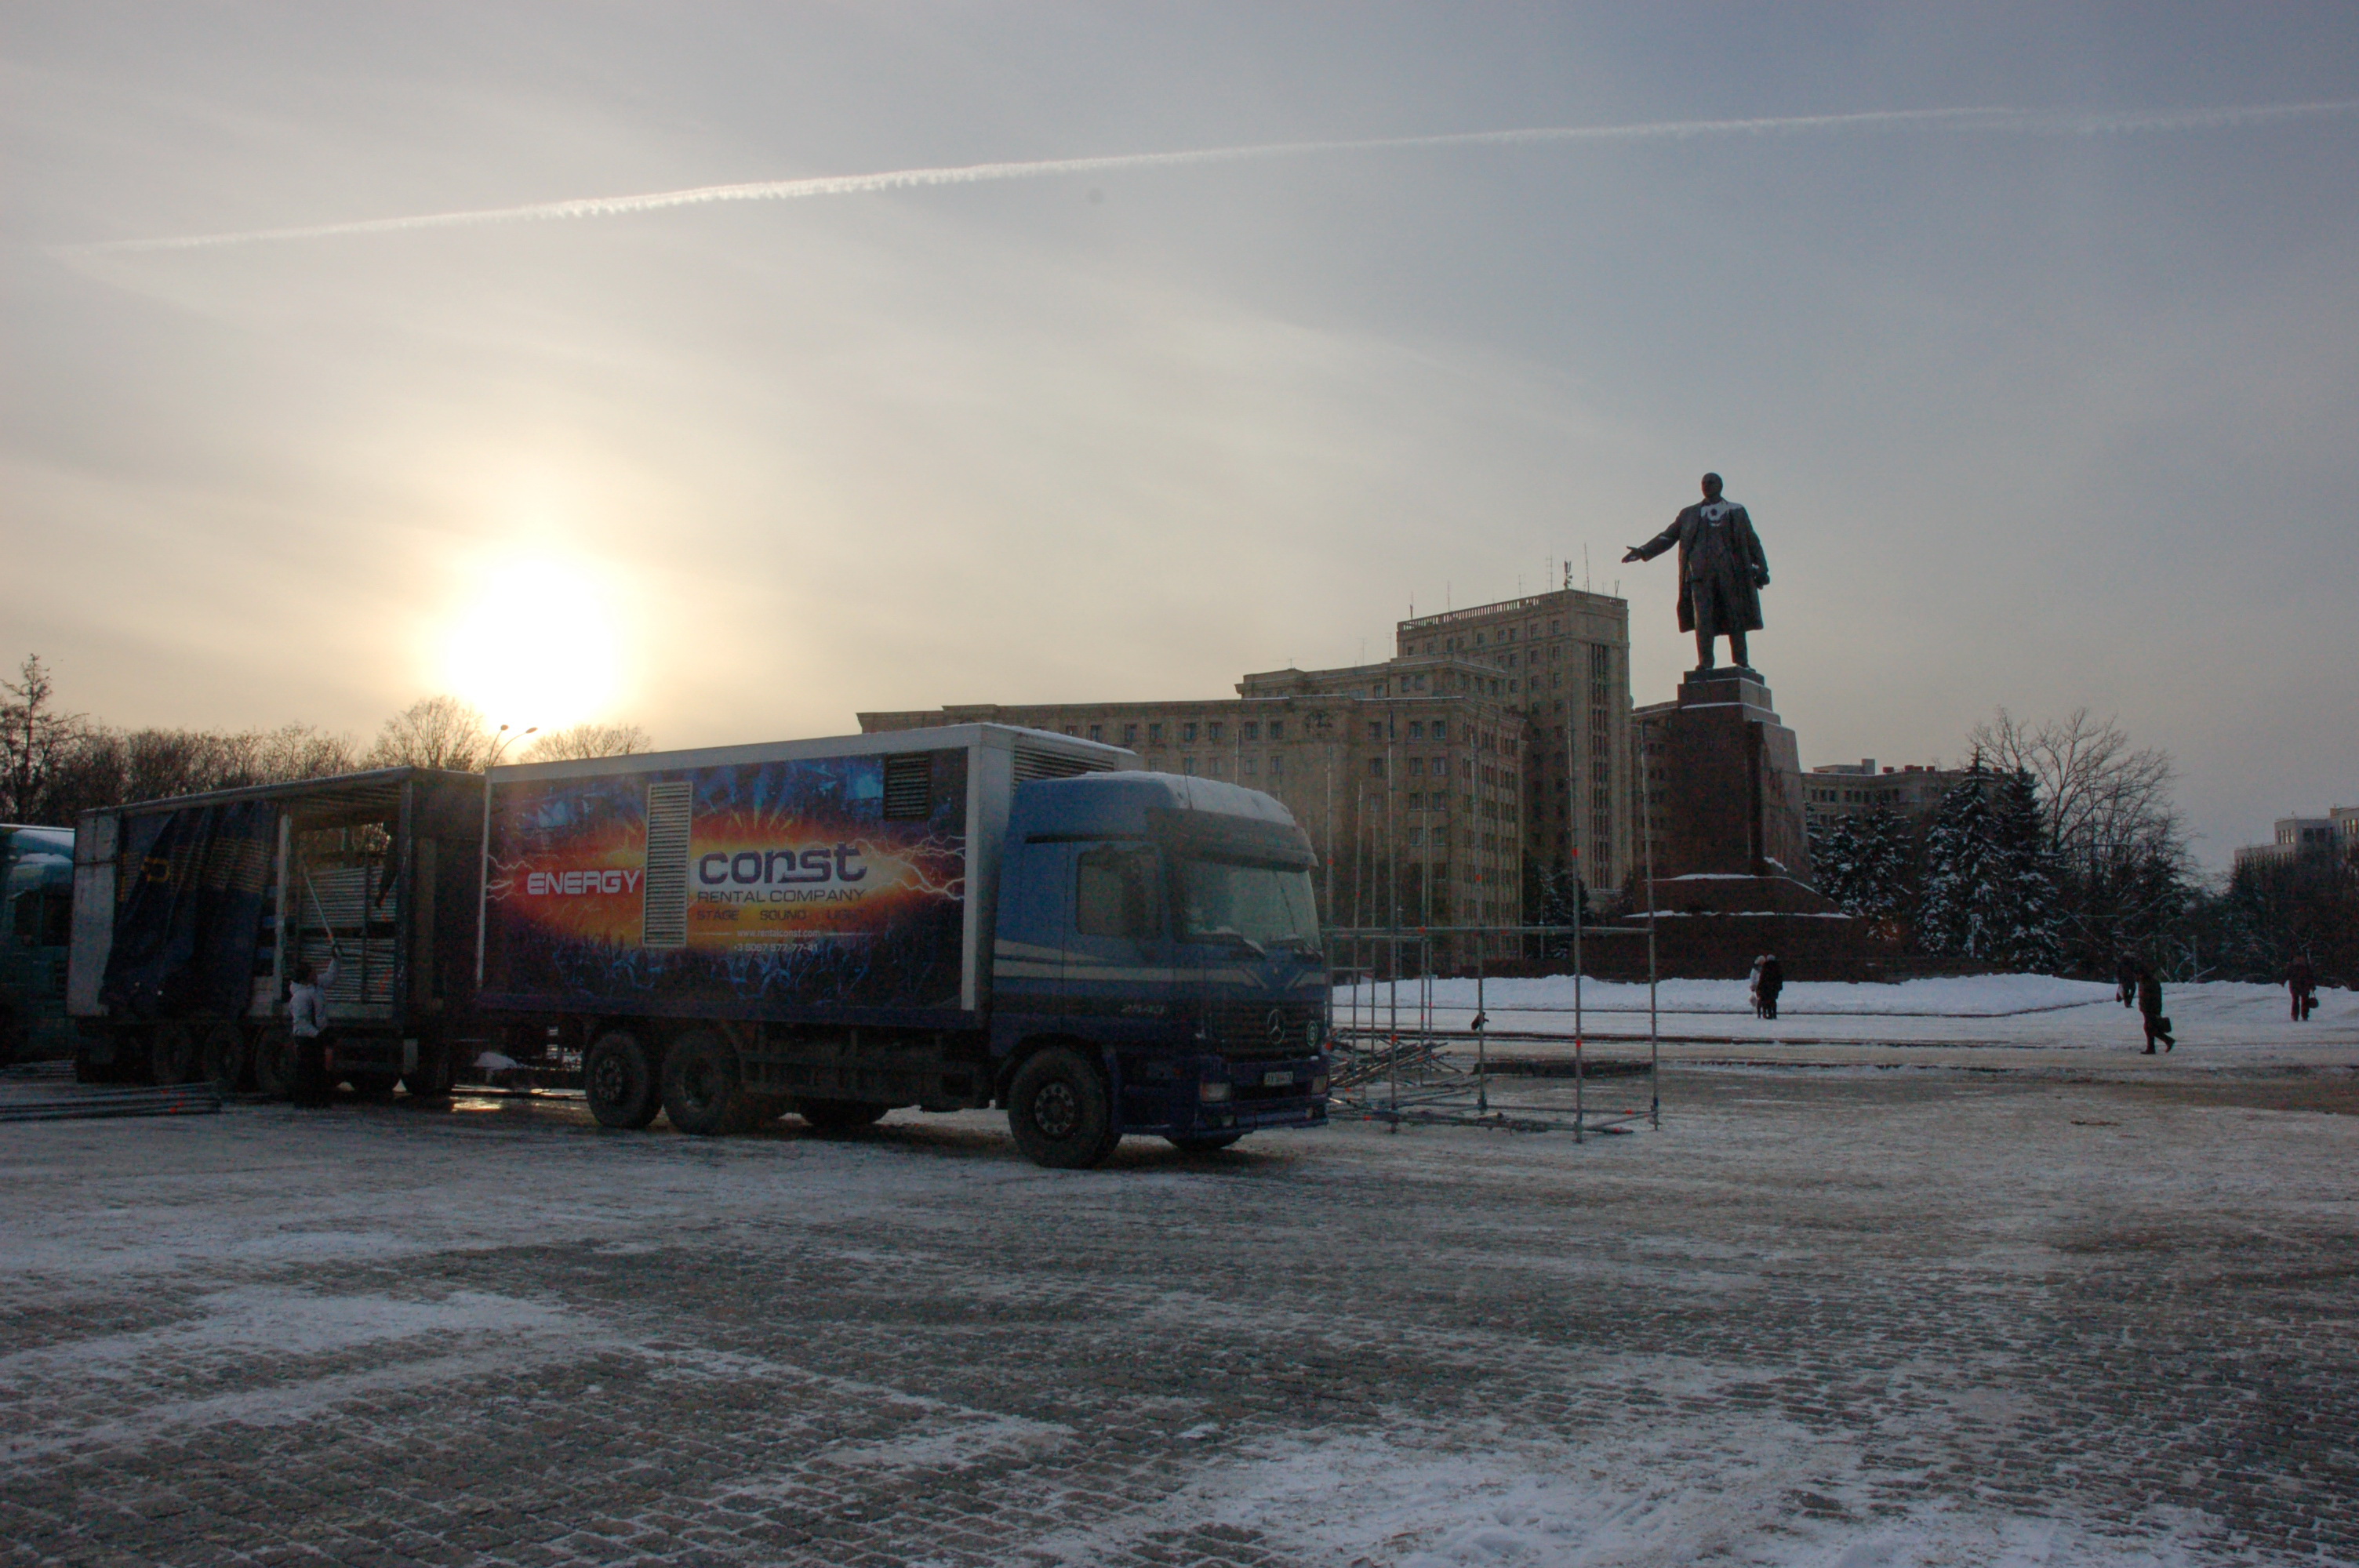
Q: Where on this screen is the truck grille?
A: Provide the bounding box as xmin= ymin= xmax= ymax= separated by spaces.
xmin=1205 ymin=999 xmax=1325 ymax=1061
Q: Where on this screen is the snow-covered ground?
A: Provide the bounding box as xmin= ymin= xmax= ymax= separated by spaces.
xmin=1336 ymin=975 xmax=2359 ymax=1068
xmin=4 ymin=1063 xmax=2354 ymax=1565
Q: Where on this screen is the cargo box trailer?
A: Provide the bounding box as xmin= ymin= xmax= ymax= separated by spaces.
xmin=67 ymin=768 xmax=486 ymax=1094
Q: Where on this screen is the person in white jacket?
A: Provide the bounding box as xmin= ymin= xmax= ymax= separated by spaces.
xmin=287 ymin=957 xmax=338 ymax=1105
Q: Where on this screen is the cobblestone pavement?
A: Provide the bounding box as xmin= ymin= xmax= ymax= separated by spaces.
xmin=2 ymin=1065 xmax=2354 ymax=1566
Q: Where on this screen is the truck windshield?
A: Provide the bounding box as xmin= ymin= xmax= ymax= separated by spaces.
xmin=1175 ymin=858 xmax=1319 ymax=953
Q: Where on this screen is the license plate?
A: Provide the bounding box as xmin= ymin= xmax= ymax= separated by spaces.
xmin=1262 ymin=1071 xmax=1296 ymax=1088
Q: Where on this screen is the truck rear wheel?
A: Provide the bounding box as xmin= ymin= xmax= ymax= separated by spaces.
xmin=1008 ymin=1047 xmax=1119 ymax=1169
xmin=660 ymin=1029 xmax=741 ymax=1137
xmin=798 ymin=1098 xmax=889 ymax=1133
xmin=585 ymin=1030 xmax=660 ymax=1129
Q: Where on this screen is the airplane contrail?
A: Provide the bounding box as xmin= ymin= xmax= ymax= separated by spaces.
xmin=59 ymin=99 xmax=2359 ymax=256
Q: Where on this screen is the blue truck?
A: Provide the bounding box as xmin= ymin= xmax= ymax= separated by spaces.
xmin=2 ymin=824 xmax=76 ymax=1065
xmin=67 ymin=724 xmax=1331 ymax=1167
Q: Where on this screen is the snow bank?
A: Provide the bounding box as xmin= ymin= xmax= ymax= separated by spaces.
xmin=1341 ymin=973 xmax=2117 ymax=1016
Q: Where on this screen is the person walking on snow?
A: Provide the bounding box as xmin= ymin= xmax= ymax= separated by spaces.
xmin=1747 ymin=954 xmax=1766 ymax=1018
xmin=2287 ymin=953 xmax=2318 ymax=1022
xmin=2136 ymin=964 xmax=2173 ymax=1054
xmin=1757 ymin=954 xmax=1785 ymax=1021
xmin=2114 ymin=951 xmax=2139 ymax=1009
xmin=287 ymin=956 xmax=339 ymax=1105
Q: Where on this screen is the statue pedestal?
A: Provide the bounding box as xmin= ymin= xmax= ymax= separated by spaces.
xmin=1652 ymin=669 xmax=1813 ymax=884
xmin=1614 ymin=669 xmax=1892 ymax=978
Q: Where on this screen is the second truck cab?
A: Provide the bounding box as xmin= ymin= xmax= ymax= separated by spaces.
xmin=990 ymin=771 xmax=1330 ymax=1163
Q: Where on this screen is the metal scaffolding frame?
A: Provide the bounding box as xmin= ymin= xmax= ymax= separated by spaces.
xmin=1324 ymin=913 xmax=1660 ymax=1140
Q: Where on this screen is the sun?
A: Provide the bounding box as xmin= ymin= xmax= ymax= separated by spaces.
xmin=441 ymin=553 xmax=625 ymax=733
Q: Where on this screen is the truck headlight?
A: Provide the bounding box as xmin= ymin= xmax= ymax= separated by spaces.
xmin=1310 ymin=1073 xmax=1329 ymax=1095
xmin=1199 ymin=1081 xmax=1233 ymax=1103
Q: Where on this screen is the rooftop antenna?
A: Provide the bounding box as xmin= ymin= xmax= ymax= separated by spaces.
xmin=1584 ymin=544 xmax=1591 ymax=593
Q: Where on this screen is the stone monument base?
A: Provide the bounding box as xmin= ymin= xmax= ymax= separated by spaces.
xmin=1607 ymin=667 xmax=1897 ymax=978
xmin=1616 ymin=873 xmax=1895 ymax=980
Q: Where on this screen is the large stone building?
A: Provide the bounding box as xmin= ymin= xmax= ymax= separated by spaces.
xmin=2234 ymin=807 xmax=2359 ymax=873
xmin=1801 ymin=760 xmax=1975 ymax=828
xmin=857 ymin=586 xmax=1634 ymax=935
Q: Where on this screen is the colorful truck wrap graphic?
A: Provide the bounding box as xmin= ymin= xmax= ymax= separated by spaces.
xmin=481 ymin=748 xmax=969 ymax=1015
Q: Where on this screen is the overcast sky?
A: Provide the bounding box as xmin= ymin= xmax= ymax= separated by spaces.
xmin=5 ymin=3 xmax=2354 ymax=865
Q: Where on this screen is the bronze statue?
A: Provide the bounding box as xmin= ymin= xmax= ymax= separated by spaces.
xmin=1623 ymin=472 xmax=1770 ymax=673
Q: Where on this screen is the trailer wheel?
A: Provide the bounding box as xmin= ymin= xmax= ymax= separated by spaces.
xmin=660 ymin=1029 xmax=742 ymax=1136
xmin=200 ymin=1024 xmax=249 ymax=1094
xmin=585 ymin=1030 xmax=660 ymax=1129
xmin=798 ymin=1098 xmax=889 ymax=1134
xmin=1165 ymin=1133 xmax=1244 ymax=1153
xmin=1007 ymin=1047 xmax=1119 ymax=1169
xmin=149 ymin=1022 xmax=198 ymax=1086
xmin=252 ymin=1027 xmax=295 ymax=1099
xmin=402 ymin=1046 xmax=454 ymax=1102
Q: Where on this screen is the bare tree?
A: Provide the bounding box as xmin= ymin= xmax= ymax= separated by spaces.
xmin=1969 ymin=708 xmax=2184 ymax=866
xmin=366 ymin=695 xmax=493 ymax=772
xmin=1968 ymin=707 xmax=2194 ymax=965
xmin=522 ymin=721 xmax=652 ymax=764
xmin=1 ymin=656 xmax=79 ymax=823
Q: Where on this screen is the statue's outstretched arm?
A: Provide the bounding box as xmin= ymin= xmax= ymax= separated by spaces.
xmin=1622 ymin=521 xmax=1681 ymax=564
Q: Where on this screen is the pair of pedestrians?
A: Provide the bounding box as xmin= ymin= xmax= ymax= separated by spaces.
xmin=1747 ymin=953 xmax=1783 ymax=1019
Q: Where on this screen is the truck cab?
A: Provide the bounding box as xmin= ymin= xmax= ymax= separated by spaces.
xmin=990 ymin=772 xmax=1330 ymax=1164
xmin=1 ymin=825 xmax=75 ymax=1065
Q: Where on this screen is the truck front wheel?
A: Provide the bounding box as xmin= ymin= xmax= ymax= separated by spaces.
xmin=1008 ymin=1047 xmax=1118 ymax=1170
xmin=586 ymin=1030 xmax=660 ymax=1129
xmin=660 ymin=1030 xmax=741 ymax=1136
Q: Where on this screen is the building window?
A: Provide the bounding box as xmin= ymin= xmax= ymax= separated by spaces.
xmin=1369 ymin=757 xmax=1386 ymax=777
xmin=1270 ymin=754 xmax=1285 ymax=778
xmin=1242 ymin=756 xmax=1258 ymax=777
xmin=1375 ymin=681 xmax=1388 ymax=698
xmin=1181 ymin=723 xmax=1197 ymax=743
xmin=1207 ymin=721 xmax=1223 ymax=742
xmin=1183 ymin=755 xmax=1196 ymax=775
xmin=1147 ymin=723 xmax=1163 ymax=743
xmin=1242 ymin=721 xmax=1260 ymax=741
xmin=1088 ymin=725 xmax=1103 ymax=742
xmin=1209 ymin=757 xmax=1227 ymax=778
xmin=1267 ymin=721 xmax=1285 ymax=741
xmin=1369 ymin=720 xmax=1384 ymax=741
xmin=1408 ymin=720 xmax=1424 ymax=739
xmin=1121 ymin=724 xmax=1137 ymax=744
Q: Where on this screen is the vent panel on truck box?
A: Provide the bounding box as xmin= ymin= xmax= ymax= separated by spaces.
xmin=1013 ymin=742 xmax=1111 ymax=782
xmin=881 ymin=755 xmax=932 ymax=820
xmin=642 ymin=780 xmax=693 ymax=949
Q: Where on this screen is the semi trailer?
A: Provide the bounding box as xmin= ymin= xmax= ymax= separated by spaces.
xmin=66 ymin=724 xmax=1332 ymax=1167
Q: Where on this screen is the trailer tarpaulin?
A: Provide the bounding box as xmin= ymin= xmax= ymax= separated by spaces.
xmin=100 ymin=801 xmax=278 ymax=1018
